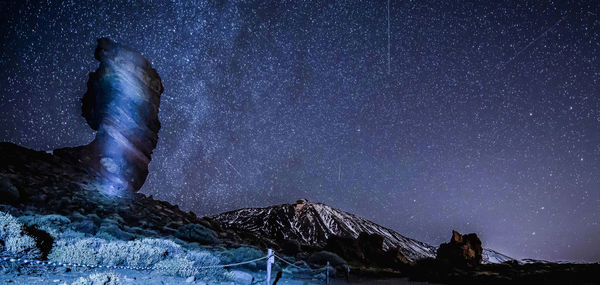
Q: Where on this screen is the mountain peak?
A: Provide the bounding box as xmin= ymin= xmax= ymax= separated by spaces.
xmin=294 ymin=199 xmax=309 ymax=213
xmin=295 ymin=198 xmax=309 ymax=204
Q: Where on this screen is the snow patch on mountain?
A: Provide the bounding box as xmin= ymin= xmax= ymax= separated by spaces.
xmin=482 ymin=248 xmax=515 ymax=264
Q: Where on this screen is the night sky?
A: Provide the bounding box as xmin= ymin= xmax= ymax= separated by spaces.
xmin=1 ymin=0 xmax=599 ymax=262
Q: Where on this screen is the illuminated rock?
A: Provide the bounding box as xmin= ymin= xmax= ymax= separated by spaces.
xmin=436 ymin=230 xmax=483 ymax=266
xmin=55 ymin=38 xmax=163 ymax=195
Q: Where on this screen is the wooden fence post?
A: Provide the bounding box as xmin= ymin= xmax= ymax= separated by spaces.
xmin=266 ymin=248 xmax=273 ymax=285
xmin=346 ymin=265 xmax=350 ymax=282
xmin=326 ymin=261 xmax=330 ymax=285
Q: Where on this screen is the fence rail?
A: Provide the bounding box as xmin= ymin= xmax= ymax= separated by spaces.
xmin=1 ymin=248 xmax=332 ymax=284
xmin=274 ymin=254 xmax=327 ymax=272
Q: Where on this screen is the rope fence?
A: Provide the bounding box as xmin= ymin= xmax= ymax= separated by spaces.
xmin=0 ymin=248 xmax=334 ymax=284
xmin=274 ymin=254 xmax=327 ymax=272
xmin=184 ymin=255 xmax=270 ymax=270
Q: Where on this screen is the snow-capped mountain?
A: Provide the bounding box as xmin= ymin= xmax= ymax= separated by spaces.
xmin=212 ymin=199 xmax=436 ymax=262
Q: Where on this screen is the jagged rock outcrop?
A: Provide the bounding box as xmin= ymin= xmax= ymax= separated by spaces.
xmin=55 ymin=38 xmax=163 ymax=195
xmin=436 ymin=230 xmax=483 ymax=266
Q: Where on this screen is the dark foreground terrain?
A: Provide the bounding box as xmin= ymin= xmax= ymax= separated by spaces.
xmin=406 ymin=258 xmax=600 ymax=285
xmin=1 ymin=142 xmax=599 ymax=284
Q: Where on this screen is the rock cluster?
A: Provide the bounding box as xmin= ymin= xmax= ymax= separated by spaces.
xmin=324 ymin=232 xmax=410 ymax=268
xmin=436 ymin=230 xmax=483 ymax=266
xmin=0 ymin=142 xmax=218 ymax=244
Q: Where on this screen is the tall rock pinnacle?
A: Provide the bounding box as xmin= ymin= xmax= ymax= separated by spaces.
xmin=55 ymin=38 xmax=163 ymax=195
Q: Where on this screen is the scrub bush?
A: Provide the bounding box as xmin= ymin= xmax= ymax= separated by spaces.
xmin=49 ymin=236 xmax=226 ymax=279
xmin=218 ymin=246 xmax=267 ymax=270
xmin=17 ymin=214 xmax=71 ymax=238
xmin=97 ymin=238 xmax=182 ymax=267
xmin=48 ymin=238 xmax=104 ymax=265
xmin=153 ymin=257 xmax=198 ymax=277
xmin=71 ymin=272 xmax=122 ymax=285
xmin=0 ymin=211 xmax=38 ymax=257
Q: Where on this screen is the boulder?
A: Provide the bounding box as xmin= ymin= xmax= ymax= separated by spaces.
xmin=384 ymin=246 xmax=411 ymax=265
xmin=324 ymin=232 xmax=410 ymax=267
xmin=436 ymin=230 xmax=483 ymax=266
xmin=308 ymin=251 xmax=347 ymax=268
xmin=0 ymin=177 xmax=19 ymax=205
xmin=98 ymin=223 xmax=135 ymax=240
xmin=71 ymin=220 xmax=98 ymax=235
xmin=324 ymin=235 xmax=364 ymax=262
xmin=357 ymin=232 xmax=386 ymax=260
xmin=279 ymin=239 xmax=301 ymax=256
xmin=175 ymin=223 xmax=219 ymax=244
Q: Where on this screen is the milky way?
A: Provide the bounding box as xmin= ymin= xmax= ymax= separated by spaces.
xmin=1 ymin=0 xmax=599 ymax=262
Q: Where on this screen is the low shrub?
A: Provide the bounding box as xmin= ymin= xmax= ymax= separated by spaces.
xmin=187 ymin=250 xmax=223 ymax=278
xmin=48 ymin=238 xmax=104 ymax=265
xmin=71 ymin=272 xmax=122 ymax=285
xmin=217 ymin=246 xmax=277 ymax=272
xmin=153 ymin=257 xmax=198 ymax=277
xmin=17 ymin=214 xmax=71 ymax=238
xmin=0 ymin=211 xmax=39 ymax=257
xmin=1 ymin=211 xmax=239 ymax=282
xmin=97 ymin=224 xmax=134 ymax=241
xmin=174 ymin=224 xmax=218 ymax=244
xmin=0 ymin=211 xmax=23 ymax=240
xmin=97 ymin=238 xmax=182 ymax=267
xmin=49 ymin=236 xmax=227 ymax=279
xmin=218 ymin=246 xmax=264 ymax=264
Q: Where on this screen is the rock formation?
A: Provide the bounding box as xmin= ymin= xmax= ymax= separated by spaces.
xmin=55 ymin=38 xmax=163 ymax=195
xmin=436 ymin=230 xmax=483 ymax=266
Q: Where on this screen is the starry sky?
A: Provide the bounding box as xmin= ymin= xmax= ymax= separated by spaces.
xmin=1 ymin=0 xmax=599 ymax=262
